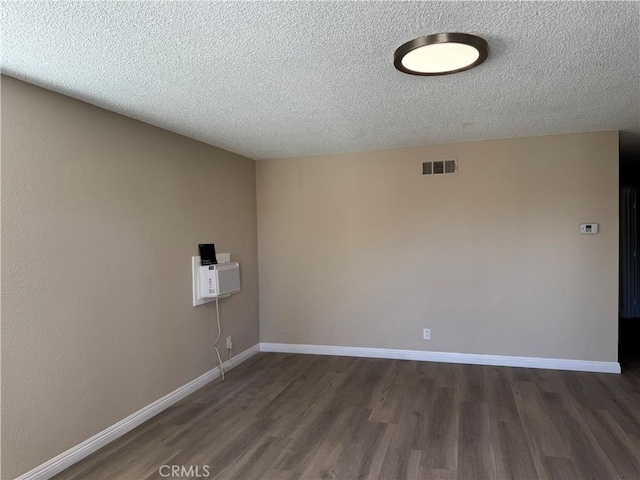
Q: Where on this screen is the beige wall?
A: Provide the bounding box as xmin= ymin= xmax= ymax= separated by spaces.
xmin=1 ymin=77 xmax=259 ymax=479
xmin=257 ymin=132 xmax=619 ymax=363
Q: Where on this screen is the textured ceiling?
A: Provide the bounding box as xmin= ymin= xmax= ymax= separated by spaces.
xmin=2 ymin=1 xmax=639 ymax=160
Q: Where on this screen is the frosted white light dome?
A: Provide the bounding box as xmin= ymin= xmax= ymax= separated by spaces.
xmin=401 ymin=42 xmax=480 ymax=74
xmin=394 ymin=33 xmax=488 ymax=76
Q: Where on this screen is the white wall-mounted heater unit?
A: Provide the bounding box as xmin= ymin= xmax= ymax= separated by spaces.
xmin=192 ymin=256 xmax=240 ymax=306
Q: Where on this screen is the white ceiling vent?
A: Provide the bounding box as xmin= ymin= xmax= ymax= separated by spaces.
xmin=423 ymin=159 xmax=457 ymax=176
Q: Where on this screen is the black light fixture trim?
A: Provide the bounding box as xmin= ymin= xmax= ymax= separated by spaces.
xmin=394 ymin=32 xmax=488 ymax=76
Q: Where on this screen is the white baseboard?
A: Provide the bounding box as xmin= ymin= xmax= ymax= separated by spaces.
xmin=15 ymin=344 xmax=261 ymax=480
xmin=260 ymin=342 xmax=620 ymax=374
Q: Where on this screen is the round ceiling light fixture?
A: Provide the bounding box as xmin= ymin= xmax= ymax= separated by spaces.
xmin=394 ymin=33 xmax=488 ymax=76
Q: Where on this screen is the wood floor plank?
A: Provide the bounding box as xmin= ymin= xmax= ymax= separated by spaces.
xmin=419 ymin=467 xmax=457 ymax=480
xmin=485 ymin=366 xmax=520 ymax=423
xmin=52 ymin=418 xmax=175 ymax=479
xmin=214 ymin=435 xmax=291 ymax=480
xmin=261 ymin=469 xmax=302 ymax=480
xmin=340 ymin=358 xmax=393 ymax=409
xmin=560 ymin=371 xmax=611 ymax=410
xmin=385 ymin=378 xmax=436 ymax=453
xmin=377 ymin=448 xmax=422 ymax=480
xmin=537 ymin=455 xmax=582 ymax=480
xmin=355 ymin=427 xmax=393 ymax=480
xmin=369 ymin=360 xmax=411 ymax=425
xmin=504 ymin=365 xmax=535 ymax=383
xmin=491 ymin=420 xmax=538 ymax=480
xmin=273 ymin=403 xmax=350 ymax=472
xmin=458 ymin=365 xmax=488 ymax=403
xmin=458 ymin=401 xmax=495 ymax=479
xmin=511 ymin=381 xmax=571 ymax=458
xmin=331 ymin=417 xmax=387 ymax=480
xmin=52 ymin=354 xmax=640 ymax=480
xmin=593 ymin=374 xmax=640 ymax=438
xmin=180 ymin=417 xmax=275 ymax=478
xmin=60 ymin=423 xmax=183 ymax=480
xmin=542 ymin=391 xmax=621 ymax=480
xmin=577 ymin=408 xmax=640 ymax=479
xmin=421 ymin=387 xmax=458 ymax=471
xmin=409 ymin=378 xmax=439 ymax=453
xmin=415 ymin=361 xmax=458 ymax=388
xmin=297 ymin=434 xmax=344 ymax=480
xmin=131 ymin=449 xmax=185 ymax=480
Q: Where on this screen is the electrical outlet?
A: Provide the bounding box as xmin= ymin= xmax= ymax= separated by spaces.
xmin=226 ymin=336 xmax=233 ymax=349
xmin=423 ymin=328 xmax=431 ymax=340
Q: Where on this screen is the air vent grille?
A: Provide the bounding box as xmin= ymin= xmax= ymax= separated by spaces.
xmin=422 ymin=159 xmax=457 ymax=176
xmin=445 ymin=160 xmax=456 ymax=173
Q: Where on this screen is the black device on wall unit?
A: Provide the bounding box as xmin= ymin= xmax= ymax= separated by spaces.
xmin=199 ymin=244 xmax=218 ymax=266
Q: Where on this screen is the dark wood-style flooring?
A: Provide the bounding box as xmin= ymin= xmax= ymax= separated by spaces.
xmin=54 ymin=353 xmax=640 ymax=480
